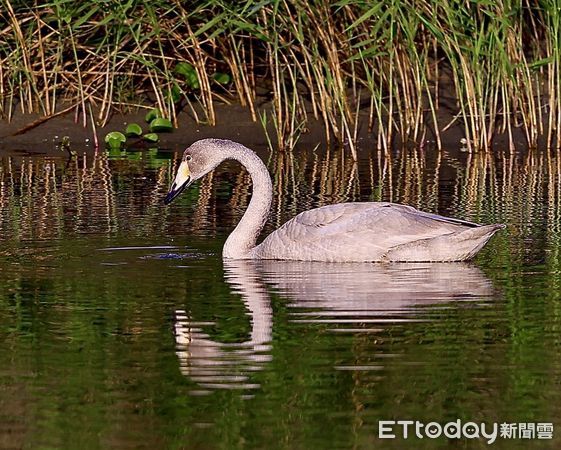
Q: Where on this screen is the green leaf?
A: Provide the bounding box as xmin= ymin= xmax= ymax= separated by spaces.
xmin=212 ymin=72 xmax=231 ymax=84
xmin=174 ymin=62 xmax=196 ymax=78
xmin=145 ymin=108 xmax=162 ymax=123
xmin=344 ymin=3 xmax=384 ymax=32
xmin=167 ymin=84 xmax=182 ymax=103
xmin=143 ymin=133 xmax=159 ymax=143
xmin=125 ymin=123 xmax=143 ymax=137
xmin=174 ymin=62 xmax=199 ymax=89
xmin=187 ymin=72 xmax=200 ymax=89
xmin=192 ymin=13 xmax=226 ymax=38
xmin=527 ymin=56 xmax=554 ymax=70
xmin=149 ymin=118 xmax=173 ymax=133
xmin=104 ymin=131 xmax=126 ymax=149
xmin=107 ymin=147 xmax=127 ymax=159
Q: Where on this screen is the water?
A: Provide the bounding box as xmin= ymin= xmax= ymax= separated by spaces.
xmin=1 ymin=145 xmax=560 ymax=449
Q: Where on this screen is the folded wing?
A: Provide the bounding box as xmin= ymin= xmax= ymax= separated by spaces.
xmin=252 ymin=202 xmax=487 ymax=262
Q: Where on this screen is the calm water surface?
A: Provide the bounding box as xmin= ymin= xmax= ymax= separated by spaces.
xmin=1 ymin=144 xmax=560 ymax=449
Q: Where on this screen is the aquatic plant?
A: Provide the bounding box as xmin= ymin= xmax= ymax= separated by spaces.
xmin=105 ymin=131 xmax=126 ymax=149
xmin=1 ymin=0 xmax=560 ymax=153
xmin=104 ymin=107 xmax=173 ymax=149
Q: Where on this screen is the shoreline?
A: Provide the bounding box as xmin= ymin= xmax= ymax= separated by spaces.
xmin=0 ymin=101 xmax=534 ymax=157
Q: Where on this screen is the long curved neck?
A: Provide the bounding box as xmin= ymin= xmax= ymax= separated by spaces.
xmin=223 ymin=145 xmax=272 ymax=259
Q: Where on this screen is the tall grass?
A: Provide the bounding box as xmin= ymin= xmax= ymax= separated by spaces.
xmin=1 ymin=0 xmax=560 ymax=153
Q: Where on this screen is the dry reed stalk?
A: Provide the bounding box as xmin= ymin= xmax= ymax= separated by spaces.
xmin=2 ymin=0 xmax=561 ymax=152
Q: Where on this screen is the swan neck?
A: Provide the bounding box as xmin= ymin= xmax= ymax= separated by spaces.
xmin=223 ymin=145 xmax=272 ymax=259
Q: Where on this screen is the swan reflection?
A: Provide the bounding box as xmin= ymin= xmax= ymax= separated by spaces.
xmin=258 ymin=261 xmax=495 ymax=322
xmin=175 ymin=261 xmax=495 ymax=392
xmin=174 ymin=260 xmax=272 ymax=393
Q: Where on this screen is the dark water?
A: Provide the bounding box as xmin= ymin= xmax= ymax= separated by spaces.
xmin=1 ymin=145 xmax=560 ymax=449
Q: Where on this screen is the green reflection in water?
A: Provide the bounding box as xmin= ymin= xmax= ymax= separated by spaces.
xmin=1 ymin=145 xmax=561 ymax=449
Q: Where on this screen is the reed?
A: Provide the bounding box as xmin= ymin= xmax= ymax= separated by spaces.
xmin=1 ymin=0 xmax=560 ymax=154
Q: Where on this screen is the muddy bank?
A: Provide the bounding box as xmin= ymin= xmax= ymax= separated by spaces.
xmin=0 ymin=103 xmax=271 ymax=156
xmin=0 ymin=101 xmax=530 ymax=157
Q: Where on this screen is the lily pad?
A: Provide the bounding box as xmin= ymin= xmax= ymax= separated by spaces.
xmin=125 ymin=123 xmax=143 ymax=137
xmin=145 ymin=108 xmax=162 ymax=123
xmin=143 ymin=133 xmax=159 ymax=143
xmin=149 ymin=117 xmax=173 ymax=133
xmin=104 ymin=131 xmax=126 ymax=149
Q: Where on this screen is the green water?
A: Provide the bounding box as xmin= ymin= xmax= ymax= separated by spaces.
xmin=1 ymin=145 xmax=560 ymax=449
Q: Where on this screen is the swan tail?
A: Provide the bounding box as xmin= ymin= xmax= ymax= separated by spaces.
xmin=385 ymin=224 xmax=505 ymax=262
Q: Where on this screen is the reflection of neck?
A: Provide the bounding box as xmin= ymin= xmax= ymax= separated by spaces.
xmin=224 ymin=260 xmax=272 ymax=350
xmin=174 ymin=260 xmax=273 ymax=390
xmin=222 ymin=145 xmax=272 ymax=259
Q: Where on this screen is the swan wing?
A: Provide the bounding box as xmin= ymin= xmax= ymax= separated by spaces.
xmin=252 ymin=202 xmax=476 ymax=261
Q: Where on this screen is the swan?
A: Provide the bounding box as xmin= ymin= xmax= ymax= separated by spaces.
xmin=164 ymin=139 xmax=504 ymax=262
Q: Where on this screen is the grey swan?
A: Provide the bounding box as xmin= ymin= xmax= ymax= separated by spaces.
xmin=164 ymin=139 xmax=504 ymax=262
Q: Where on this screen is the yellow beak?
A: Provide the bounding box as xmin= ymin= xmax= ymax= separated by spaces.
xmin=164 ymin=161 xmax=192 ymax=205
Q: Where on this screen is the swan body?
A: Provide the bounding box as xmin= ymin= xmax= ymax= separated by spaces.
xmin=165 ymin=139 xmax=504 ymax=262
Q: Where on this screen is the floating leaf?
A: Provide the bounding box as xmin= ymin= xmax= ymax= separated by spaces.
xmin=125 ymin=123 xmax=143 ymax=137
xmin=143 ymin=133 xmax=159 ymax=143
xmin=104 ymin=131 xmax=126 ymax=149
xmin=145 ymin=108 xmax=162 ymax=123
xmin=212 ymin=72 xmax=231 ymax=84
xmin=149 ymin=117 xmax=173 ymax=133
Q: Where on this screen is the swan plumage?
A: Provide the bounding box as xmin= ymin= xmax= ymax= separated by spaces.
xmin=164 ymin=139 xmax=504 ymax=262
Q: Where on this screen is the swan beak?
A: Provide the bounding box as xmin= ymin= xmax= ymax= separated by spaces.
xmin=164 ymin=161 xmax=192 ymax=205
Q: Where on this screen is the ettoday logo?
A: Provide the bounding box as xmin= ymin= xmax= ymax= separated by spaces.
xmin=378 ymin=420 xmax=554 ymax=444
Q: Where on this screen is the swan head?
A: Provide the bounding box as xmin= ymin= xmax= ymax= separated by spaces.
xmin=164 ymin=139 xmax=232 ymax=204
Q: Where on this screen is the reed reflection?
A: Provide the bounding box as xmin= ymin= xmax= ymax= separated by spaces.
xmin=1 ymin=146 xmax=561 ymax=261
